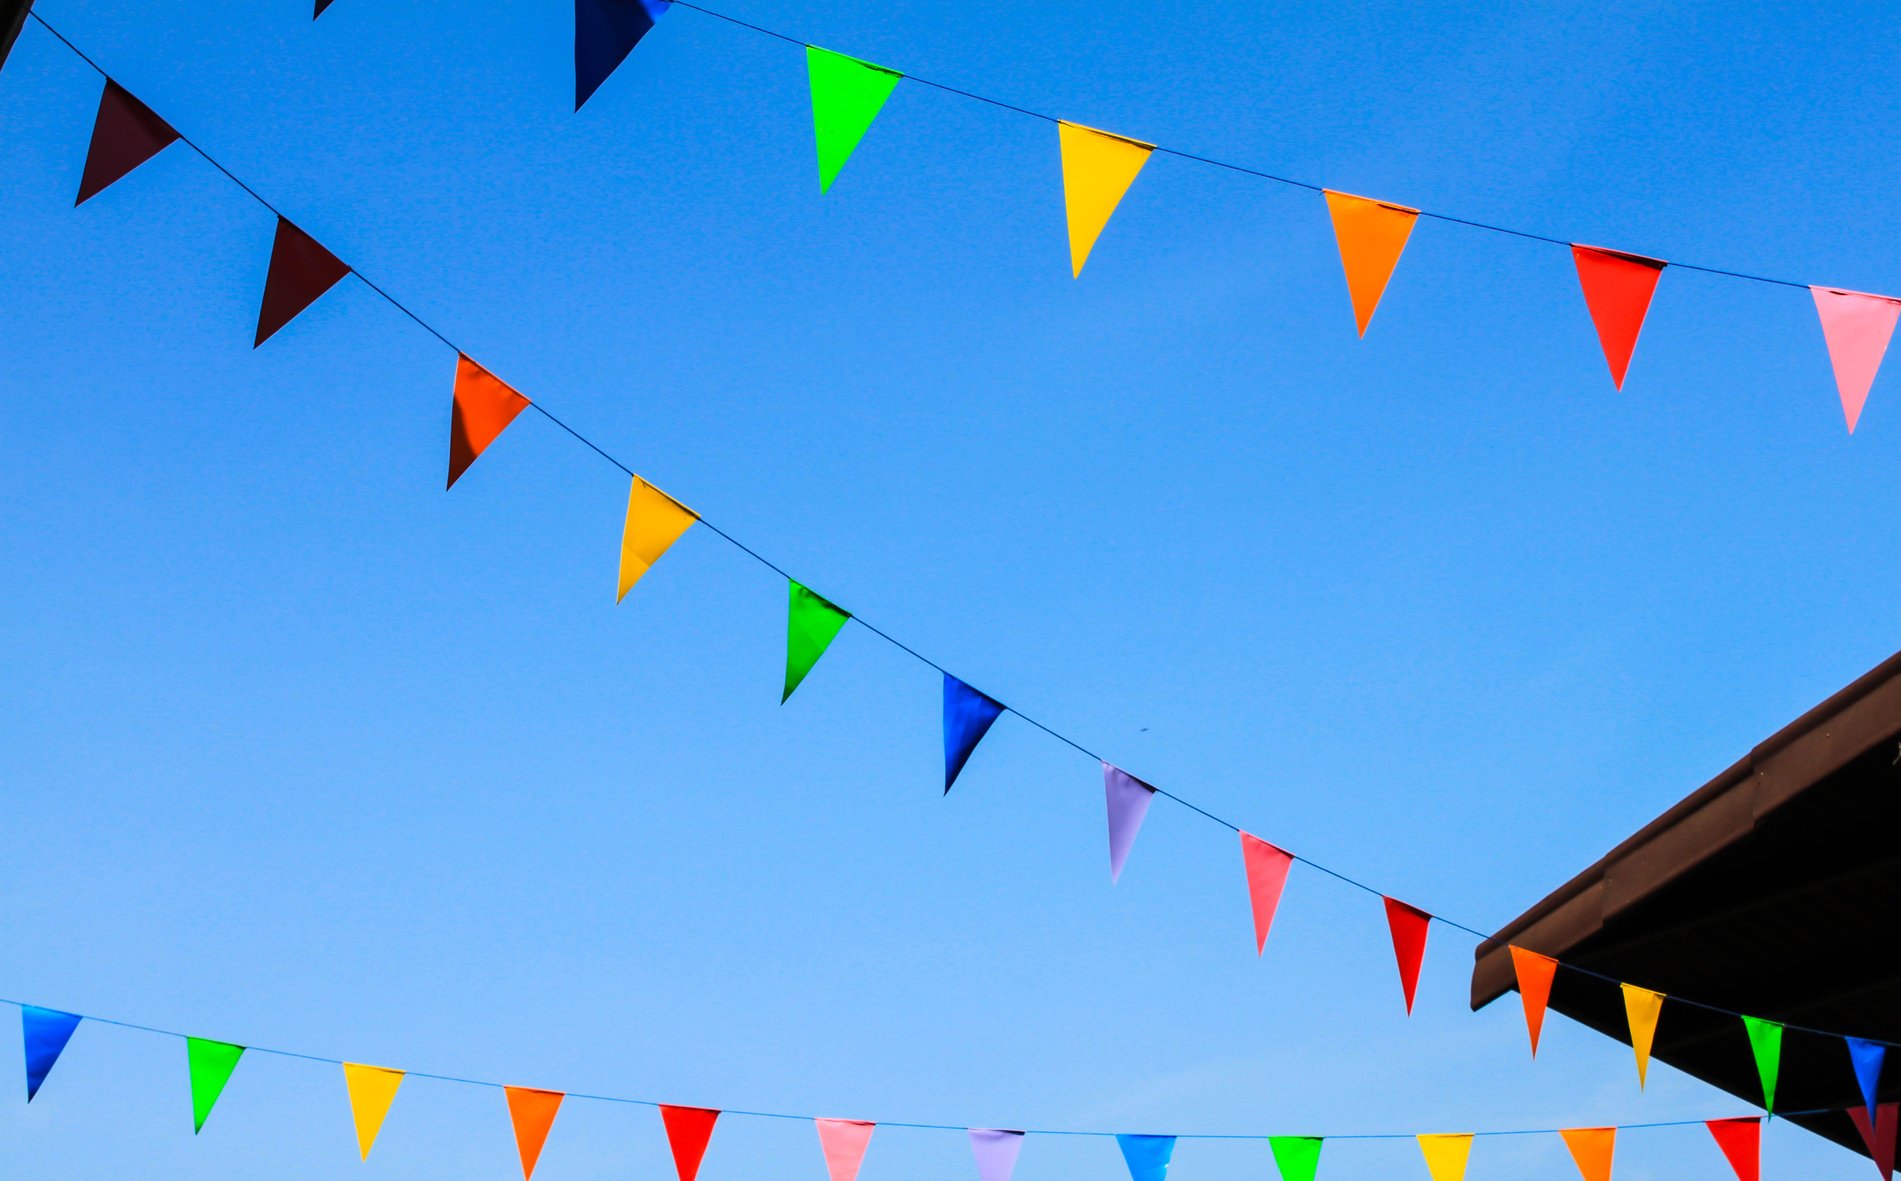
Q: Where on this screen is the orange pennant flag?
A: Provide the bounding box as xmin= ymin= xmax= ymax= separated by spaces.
xmin=1324 ymin=190 xmax=1418 ymax=335
xmin=1509 ymin=946 xmax=1558 ymax=1056
xmin=1560 ymin=1127 xmax=1616 ymax=1181
xmin=448 ymin=355 xmax=531 ymax=489
xmin=1621 ymin=984 xmax=1665 ymax=1087
xmin=1416 ymin=1133 xmax=1473 ymax=1181
xmin=1571 ymin=246 xmax=1665 ymax=389
xmin=1058 ymin=121 xmax=1154 ymax=277
xmin=505 ymin=1087 xmax=564 ymax=1180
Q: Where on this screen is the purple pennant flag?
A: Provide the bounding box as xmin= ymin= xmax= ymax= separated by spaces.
xmin=1103 ymin=763 xmax=1157 ymax=884
xmin=969 ymin=1129 xmax=1025 ymax=1181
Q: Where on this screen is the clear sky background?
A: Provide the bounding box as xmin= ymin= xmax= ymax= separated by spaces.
xmin=3 ymin=1 xmax=1898 ymax=1178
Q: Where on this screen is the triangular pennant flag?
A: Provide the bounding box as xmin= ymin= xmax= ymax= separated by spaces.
xmin=575 ymin=0 xmax=670 ymax=110
xmin=186 ymin=1037 xmax=244 ymax=1134
xmin=815 ymin=1118 xmax=875 ymax=1181
xmin=617 ymin=476 xmax=696 ymax=600
xmin=1705 ymin=1118 xmax=1760 ymax=1181
xmin=342 ymin=1063 xmax=404 ymax=1160
xmin=1324 ymin=190 xmax=1418 ymax=335
xmin=447 ymin=355 xmax=531 ymax=489
xmin=1812 ymin=286 xmax=1901 ymax=433
xmin=806 ymin=46 xmax=902 ymax=193
xmin=1416 ymin=1134 xmax=1472 ymax=1181
xmin=1559 ymin=1127 xmax=1616 ymax=1181
xmin=505 ymin=1087 xmax=564 ymax=1180
xmin=1058 ymin=121 xmax=1154 ymax=277
xmin=314 ymin=0 xmax=336 ymax=17
xmin=1240 ymin=832 xmax=1293 ymax=954
xmin=968 ymin=1128 xmax=1025 ymax=1181
xmin=1268 ymin=1135 xmax=1323 ymax=1181
xmin=22 ymin=1006 xmax=82 ymax=1102
xmin=1571 ymin=245 xmax=1665 ymax=389
xmin=1620 ymin=984 xmax=1665 ymax=1087
xmin=1849 ymin=1104 xmax=1899 ymax=1181
xmin=1104 ymin=763 xmax=1158 ymax=884
xmin=660 ymin=1105 xmax=721 ymax=1181
xmin=784 ymin=580 xmax=850 ymax=702
xmin=76 ymin=80 xmax=180 ymax=205
xmin=943 ymin=675 xmax=1005 ymax=793
xmin=1849 ymin=1038 xmax=1888 ymax=1117
xmin=1383 ymin=896 xmax=1431 ymax=1014
xmin=1116 ymin=1133 xmax=1176 ymax=1181
xmin=1509 ymin=946 xmax=1559 ymax=1056
xmin=1741 ymin=1016 xmax=1783 ymax=1113
xmin=255 ymin=217 xmax=350 ymax=347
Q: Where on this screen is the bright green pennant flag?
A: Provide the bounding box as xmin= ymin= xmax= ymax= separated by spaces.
xmin=1742 ymin=1016 xmax=1782 ymax=1114
xmin=806 ymin=45 xmax=902 ymax=192
xmin=1269 ymin=1136 xmax=1323 ymax=1181
xmin=784 ymin=579 xmax=850 ymax=702
xmin=187 ymin=1037 xmax=245 ymax=1133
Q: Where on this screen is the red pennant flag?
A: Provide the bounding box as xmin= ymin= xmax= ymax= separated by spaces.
xmin=254 ymin=218 xmax=350 ymax=347
xmin=1705 ymin=1118 xmax=1760 ymax=1181
xmin=1383 ymin=896 xmax=1431 ymax=1014
xmin=76 ymin=80 xmax=180 ymax=205
xmin=504 ymin=1087 xmax=564 ymax=1180
xmin=1509 ymin=946 xmax=1559 ymax=1056
xmin=1849 ymin=1105 xmax=1899 ymax=1180
xmin=1812 ymin=287 xmax=1901 ymax=433
xmin=1571 ymin=245 xmax=1665 ymax=389
xmin=660 ymin=1105 xmax=721 ymax=1181
xmin=448 ymin=355 xmax=531 ymax=489
xmin=1239 ymin=832 xmax=1293 ymax=955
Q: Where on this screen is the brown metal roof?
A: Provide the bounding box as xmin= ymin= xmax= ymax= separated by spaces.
xmin=1471 ymin=650 xmax=1901 ymax=1155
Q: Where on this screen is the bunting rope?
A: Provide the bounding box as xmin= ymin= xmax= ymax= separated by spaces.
xmin=12 ymin=4 xmax=1901 ymax=1089
xmin=0 ymin=992 xmax=1855 ymax=1142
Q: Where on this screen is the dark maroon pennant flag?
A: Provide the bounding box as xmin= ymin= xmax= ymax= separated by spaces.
xmin=76 ymin=80 xmax=180 ymax=205
xmin=255 ymin=218 xmax=350 ymax=347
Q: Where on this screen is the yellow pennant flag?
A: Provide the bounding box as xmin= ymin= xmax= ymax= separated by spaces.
xmin=1058 ymin=121 xmax=1154 ymax=277
xmin=343 ymin=1063 xmax=404 ymax=1160
xmin=1621 ymin=984 xmax=1666 ymax=1087
xmin=618 ymin=476 xmax=697 ymax=601
xmin=1324 ymin=190 xmax=1419 ymax=335
xmin=1417 ymin=1133 xmax=1473 ymax=1181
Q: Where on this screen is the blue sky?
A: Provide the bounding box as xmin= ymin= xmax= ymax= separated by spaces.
xmin=2 ymin=0 xmax=1898 ymax=1178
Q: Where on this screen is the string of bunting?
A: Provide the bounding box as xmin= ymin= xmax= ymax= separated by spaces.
xmin=13 ymin=994 xmax=1894 ymax=1181
xmin=393 ymin=0 xmax=1899 ymax=422
xmin=12 ymin=9 xmax=1901 ymax=1097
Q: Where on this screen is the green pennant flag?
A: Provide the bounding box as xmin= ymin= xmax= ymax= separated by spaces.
xmin=784 ymin=579 xmax=850 ymax=702
xmin=1270 ymin=1136 xmax=1324 ymax=1181
xmin=187 ymin=1037 xmax=245 ymax=1133
xmin=805 ymin=45 xmax=902 ymax=193
xmin=1742 ymin=1016 xmax=1782 ymax=1114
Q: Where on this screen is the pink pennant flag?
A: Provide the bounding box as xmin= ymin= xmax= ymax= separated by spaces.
xmin=1383 ymin=897 xmax=1431 ymax=1014
xmin=1812 ymin=286 xmax=1901 ymax=433
xmin=1103 ymin=763 xmax=1157 ymax=884
xmin=1240 ymin=832 xmax=1293 ymax=954
xmin=816 ymin=1118 xmax=875 ymax=1181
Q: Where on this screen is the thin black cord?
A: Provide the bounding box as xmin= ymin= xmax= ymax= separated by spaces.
xmin=0 ymin=995 xmax=1833 ymax=1140
xmin=18 ymin=10 xmax=1895 ymax=1053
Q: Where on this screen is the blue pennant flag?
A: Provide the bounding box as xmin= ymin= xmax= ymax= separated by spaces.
xmin=943 ymin=674 xmax=1005 ymax=793
xmin=1848 ymin=1037 xmax=1887 ymax=1115
xmin=22 ymin=1006 xmax=83 ymax=1102
xmin=1117 ymin=1134 xmax=1176 ymax=1181
xmin=575 ymin=0 xmax=670 ymax=110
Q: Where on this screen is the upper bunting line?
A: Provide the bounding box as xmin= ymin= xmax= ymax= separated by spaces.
xmin=667 ymin=0 xmax=1811 ymax=291
xmin=17 ymin=8 xmax=1901 ymax=1060
xmin=0 ymin=993 xmax=1839 ymax=1142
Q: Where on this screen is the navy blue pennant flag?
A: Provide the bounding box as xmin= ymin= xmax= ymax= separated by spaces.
xmin=575 ymin=0 xmax=670 ymax=110
xmin=22 ymin=1006 xmax=82 ymax=1102
xmin=943 ymin=674 xmax=1004 ymax=793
